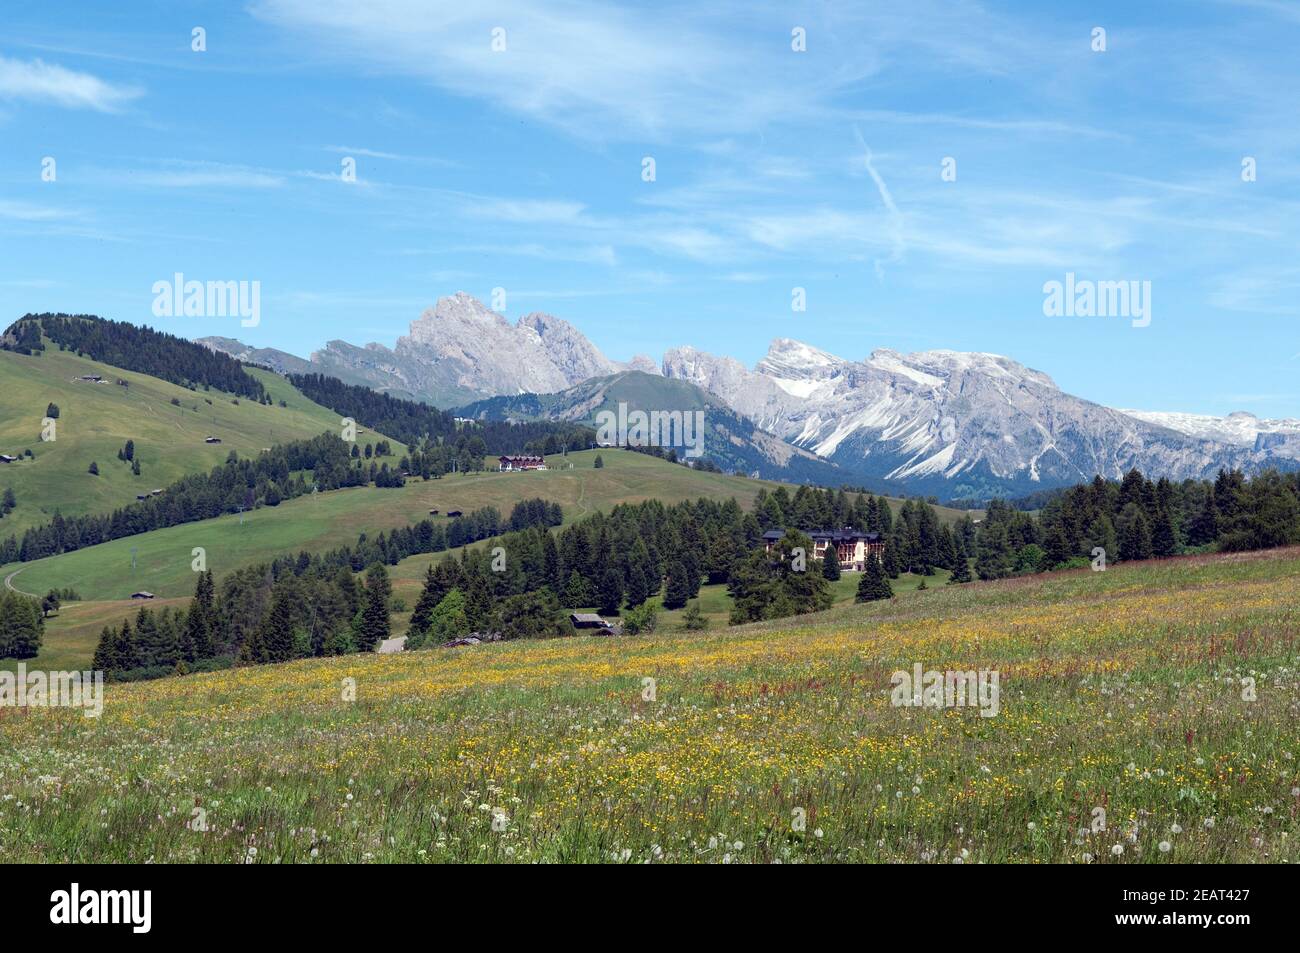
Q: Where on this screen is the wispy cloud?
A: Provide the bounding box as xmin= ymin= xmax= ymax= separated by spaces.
xmin=0 ymin=200 xmax=72 ymax=222
xmin=854 ymin=130 xmax=904 ymax=277
xmin=0 ymin=55 xmax=140 ymax=112
xmin=98 ymin=162 xmax=286 ymax=189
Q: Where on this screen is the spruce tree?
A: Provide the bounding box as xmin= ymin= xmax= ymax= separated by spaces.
xmin=184 ymin=570 xmax=216 ymax=660
xmin=92 ymin=624 xmax=118 ymax=673
xmin=936 ymin=525 xmax=958 ymax=571
xmin=821 ymin=550 xmax=841 ymax=581
xmin=948 ymin=557 xmax=973 ymax=584
xmin=624 ymin=563 xmax=650 ymax=608
xmin=1151 ymin=506 xmax=1178 ymax=558
xmin=882 ymin=530 xmax=903 ymax=578
xmin=562 ymin=570 xmax=593 ymax=608
xmin=1187 ymin=495 xmax=1218 ymax=547
xmin=1117 ymin=503 xmax=1153 ymax=561
xmin=257 ymin=586 xmax=298 ymax=663
xmin=663 ymin=559 xmax=692 ymax=609
xmin=597 ymin=567 xmax=624 ymax=616
xmin=855 ymin=554 xmax=893 ymax=602
xmin=409 ymin=564 xmax=443 ymax=637
xmin=111 ymin=619 xmax=138 ymax=671
xmin=356 ymin=564 xmax=391 ymax=651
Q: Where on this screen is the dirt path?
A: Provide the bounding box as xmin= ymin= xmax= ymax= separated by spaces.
xmin=4 ymin=568 xmax=38 ymax=597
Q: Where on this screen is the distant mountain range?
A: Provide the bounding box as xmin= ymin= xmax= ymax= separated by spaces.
xmin=457 ymin=370 xmax=847 ymax=485
xmin=202 ymin=292 xmax=657 ymax=407
xmin=200 ymin=293 xmax=1300 ymax=499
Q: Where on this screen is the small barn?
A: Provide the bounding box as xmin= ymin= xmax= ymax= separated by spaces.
xmin=204 ymin=436 xmax=222 ymax=444
xmin=130 ymin=591 xmax=155 ymax=600
xmin=570 ymin=612 xmax=612 ymax=630
xmin=445 ymin=509 xmax=462 ymax=517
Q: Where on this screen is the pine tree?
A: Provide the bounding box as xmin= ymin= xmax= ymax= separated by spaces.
xmin=111 ymin=619 xmax=138 ymax=671
xmin=855 ymin=555 xmax=893 ymax=602
xmin=1042 ymin=524 xmax=1073 ymax=568
xmin=624 ymin=563 xmax=650 ymax=608
xmin=1117 ymin=503 xmax=1153 ymax=561
xmin=597 ymin=567 xmax=624 ymax=615
xmin=1151 ymin=506 xmax=1178 ymax=558
xmin=132 ymin=607 xmax=170 ymax=668
xmin=679 ymin=601 xmax=709 ymax=631
xmin=593 ymin=454 xmax=604 ymax=469
xmin=948 ymin=557 xmax=973 ymax=584
xmin=409 ymin=564 xmax=443 ymax=636
xmin=1186 ymin=494 xmax=1218 ymax=547
xmin=821 ymin=550 xmax=841 ymax=581
xmin=356 ymin=564 xmax=391 ymax=651
xmin=184 ymin=570 xmax=216 ymax=660
xmin=257 ymin=585 xmax=298 ymax=663
xmin=562 ymin=570 xmax=593 ymax=608
xmin=882 ymin=530 xmax=903 ymax=578
xmin=663 ymin=559 xmax=692 ymax=609
xmin=936 ymin=524 xmax=958 ymax=571
xmin=0 ymin=593 xmax=42 ymax=659
xmin=92 ymin=624 xmax=118 ymax=673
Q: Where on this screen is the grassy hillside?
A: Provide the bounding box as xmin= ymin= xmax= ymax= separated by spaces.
xmin=0 ymin=345 xmax=363 ymax=536
xmin=2 ymin=547 xmax=1297 ymax=862
xmin=3 ymin=449 xmax=970 ymax=605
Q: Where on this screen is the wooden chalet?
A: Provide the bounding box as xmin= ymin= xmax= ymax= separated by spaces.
xmin=498 ymin=454 xmax=547 ymax=472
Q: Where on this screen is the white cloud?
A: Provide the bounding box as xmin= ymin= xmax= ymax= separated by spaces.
xmin=0 ymin=56 xmax=140 ymax=112
xmin=250 ymin=0 xmax=879 ymax=139
xmin=99 ymin=162 xmax=286 ymax=189
xmin=0 ymin=200 xmax=73 ymax=221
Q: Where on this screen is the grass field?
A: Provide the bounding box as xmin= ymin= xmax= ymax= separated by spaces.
xmin=2 ymin=546 xmax=1296 ymax=863
xmin=2 ymin=450 xmax=793 ymax=602
xmin=5 ymin=449 xmax=972 ymax=666
xmin=0 ymin=345 xmax=372 ymax=536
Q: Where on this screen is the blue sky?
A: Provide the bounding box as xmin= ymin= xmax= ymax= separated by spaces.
xmin=2 ymin=0 xmax=1298 ymax=416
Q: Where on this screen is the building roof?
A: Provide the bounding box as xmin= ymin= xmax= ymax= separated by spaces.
xmin=570 ymin=612 xmax=609 ymax=625
xmin=761 ymin=527 xmax=881 ymax=543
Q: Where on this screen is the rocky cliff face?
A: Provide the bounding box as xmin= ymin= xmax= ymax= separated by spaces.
xmin=207 ymin=292 xmax=625 ymax=406
xmin=663 ymin=340 xmax=1295 ymax=498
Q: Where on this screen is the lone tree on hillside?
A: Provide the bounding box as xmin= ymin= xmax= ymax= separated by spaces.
xmin=594 ymin=454 xmax=604 ymax=469
xmin=855 ymin=554 xmax=893 ymax=603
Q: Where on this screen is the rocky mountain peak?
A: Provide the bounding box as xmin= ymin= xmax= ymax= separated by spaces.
xmin=404 ymin=292 xmax=511 ymax=347
xmin=625 ymin=354 xmax=662 ymax=376
xmin=756 ymin=338 xmax=843 ymax=379
xmin=518 ymin=311 xmax=620 ymax=384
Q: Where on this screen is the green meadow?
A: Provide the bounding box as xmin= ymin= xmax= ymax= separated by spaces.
xmin=0 ymin=345 xmax=365 ymax=536
xmin=2 ymin=547 xmax=1296 ymax=863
